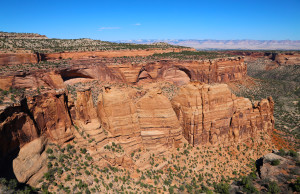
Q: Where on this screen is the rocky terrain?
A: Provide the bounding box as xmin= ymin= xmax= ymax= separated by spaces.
xmin=0 ymin=32 xmax=299 ymax=193
xmin=228 ymin=51 xmax=300 ymax=150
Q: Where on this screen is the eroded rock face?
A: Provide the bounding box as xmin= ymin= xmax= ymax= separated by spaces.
xmin=0 ymin=53 xmax=38 ymax=66
xmin=26 ymin=91 xmax=74 ymax=143
xmin=0 ymin=108 xmax=38 ymax=159
xmin=0 ymin=71 xmax=64 ymax=90
xmin=0 ymin=57 xmax=247 ymax=90
xmin=0 ymin=82 xmax=275 ymax=187
xmin=136 ymin=89 xmax=185 ymax=149
xmin=13 ymin=137 xmax=48 ymax=186
xmin=0 ymin=90 xmax=74 ymax=158
xmin=125 ymin=57 xmax=247 ymax=84
xmin=172 ymin=83 xmax=274 ymax=146
xmin=97 ymin=87 xmax=143 ymax=151
xmin=273 ymin=53 xmax=300 ymax=66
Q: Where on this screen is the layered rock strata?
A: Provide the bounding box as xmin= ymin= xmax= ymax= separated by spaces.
xmin=0 ymin=57 xmax=247 ymax=90
xmin=0 ymin=83 xmax=275 ymax=186
xmin=172 ymin=83 xmax=274 ymax=146
xmin=0 ymin=48 xmax=194 ymax=65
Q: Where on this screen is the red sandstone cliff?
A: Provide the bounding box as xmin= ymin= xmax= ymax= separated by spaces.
xmin=172 ymin=83 xmax=274 ymax=146
xmin=0 ymin=82 xmax=275 ymax=186
xmin=0 ymin=48 xmax=194 ymax=65
xmin=0 ymin=57 xmax=247 ymax=90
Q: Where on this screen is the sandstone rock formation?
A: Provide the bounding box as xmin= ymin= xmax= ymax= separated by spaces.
xmin=0 ymin=57 xmax=247 ymax=90
xmin=172 ymin=83 xmax=274 ymax=146
xmin=0 ymin=48 xmax=194 ymax=66
xmin=272 ymin=52 xmax=300 ymax=66
xmin=97 ymin=87 xmax=143 ymax=151
xmin=13 ymin=137 xmax=48 ymax=186
xmin=0 ymin=90 xmax=73 ymax=162
xmin=0 ymin=53 xmax=38 ymax=66
xmin=0 ymin=71 xmax=64 ymax=90
xmin=136 ymin=89 xmax=184 ymax=149
xmin=0 ymin=81 xmax=276 ymax=187
xmin=26 ymin=91 xmax=74 ymax=143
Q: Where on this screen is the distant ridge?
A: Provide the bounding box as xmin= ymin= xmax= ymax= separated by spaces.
xmin=116 ymin=39 xmax=300 ymax=50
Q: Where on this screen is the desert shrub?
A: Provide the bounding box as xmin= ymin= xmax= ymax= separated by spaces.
xmin=291 ymin=177 xmax=300 ymax=192
xmin=268 ymin=181 xmax=280 ymax=194
xmin=214 ymin=182 xmax=230 ymax=194
xmin=278 ymin=149 xmax=286 ymax=156
xmin=46 ymin=148 xmax=53 ymax=154
xmin=271 ymin=159 xmax=280 ymax=166
xmin=240 ymin=176 xmax=258 ymax=193
xmin=288 ymin=150 xmax=298 ymax=158
xmin=8 ymin=179 xmax=18 ymax=190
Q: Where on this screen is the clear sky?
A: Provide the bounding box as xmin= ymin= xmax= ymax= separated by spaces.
xmin=1 ymin=0 xmax=300 ymax=41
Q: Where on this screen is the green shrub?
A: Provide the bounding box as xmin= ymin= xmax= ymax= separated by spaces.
xmin=214 ymin=182 xmax=230 ymax=194
xmin=240 ymin=176 xmax=258 ymax=193
xmin=46 ymin=148 xmax=53 ymax=154
xmin=291 ymin=177 xmax=300 ymax=192
xmin=288 ymin=150 xmax=298 ymax=158
xmin=271 ymin=159 xmax=280 ymax=166
xmin=8 ymin=179 xmax=18 ymax=190
xmin=268 ymin=181 xmax=280 ymax=194
xmin=278 ymin=149 xmax=286 ymax=156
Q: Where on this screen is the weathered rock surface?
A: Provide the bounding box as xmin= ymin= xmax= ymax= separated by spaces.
xmin=97 ymin=87 xmax=143 ymax=150
xmin=273 ymin=52 xmax=300 ymax=66
xmin=172 ymin=83 xmax=274 ymax=146
xmin=13 ymin=137 xmax=48 ymax=186
xmin=0 ymin=82 xmax=275 ymax=187
xmin=0 ymin=53 xmax=38 ymax=66
xmin=0 ymin=106 xmax=39 ymax=159
xmin=26 ymin=91 xmax=74 ymax=143
xmin=0 ymin=71 xmax=64 ymax=90
xmin=137 ymin=89 xmax=185 ymax=149
xmin=0 ymin=48 xmax=194 ymax=65
xmin=0 ymin=57 xmax=247 ymax=90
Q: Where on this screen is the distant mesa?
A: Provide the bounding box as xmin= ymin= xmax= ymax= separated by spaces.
xmin=117 ymin=39 xmax=300 ymax=50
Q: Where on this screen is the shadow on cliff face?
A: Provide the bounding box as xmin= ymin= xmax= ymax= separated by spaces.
xmin=60 ymin=69 xmax=94 ymax=82
xmin=0 ymin=149 xmax=38 ymax=193
xmin=0 ymin=147 xmax=19 ymax=180
xmin=0 ymin=98 xmax=39 ymax=181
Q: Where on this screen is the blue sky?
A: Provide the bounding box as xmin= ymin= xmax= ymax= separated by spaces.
xmin=0 ymin=0 xmax=299 ymax=41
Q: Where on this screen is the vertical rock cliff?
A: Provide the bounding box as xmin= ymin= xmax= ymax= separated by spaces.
xmin=172 ymin=83 xmax=274 ymax=146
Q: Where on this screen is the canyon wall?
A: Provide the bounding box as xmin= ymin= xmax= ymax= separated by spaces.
xmin=273 ymin=52 xmax=300 ymax=66
xmin=0 ymin=83 xmax=274 ymax=184
xmin=0 ymin=53 xmax=38 ymax=65
xmin=0 ymin=57 xmax=247 ymax=90
xmin=0 ymin=48 xmax=194 ymax=65
xmin=172 ymin=83 xmax=274 ymax=146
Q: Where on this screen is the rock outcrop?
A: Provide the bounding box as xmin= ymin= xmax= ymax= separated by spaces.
xmin=137 ymin=89 xmax=185 ymax=149
xmin=97 ymin=87 xmax=143 ymax=151
xmin=26 ymin=91 xmax=74 ymax=143
xmin=273 ymin=52 xmax=300 ymax=66
xmin=0 ymin=53 xmax=38 ymax=66
xmin=0 ymin=57 xmax=247 ymax=90
xmin=13 ymin=137 xmax=48 ymax=186
xmin=0 ymin=71 xmax=64 ymax=90
xmin=0 ymin=90 xmax=74 ymax=161
xmin=172 ymin=83 xmax=274 ymax=146
xmin=0 ymin=48 xmax=194 ymax=65
xmin=0 ymin=83 xmax=275 ymax=187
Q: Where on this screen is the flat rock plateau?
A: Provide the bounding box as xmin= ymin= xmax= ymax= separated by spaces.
xmin=0 ymin=32 xmax=299 ymax=193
